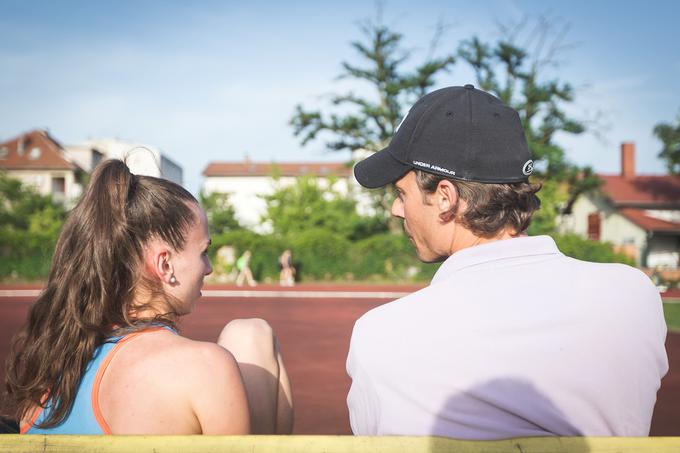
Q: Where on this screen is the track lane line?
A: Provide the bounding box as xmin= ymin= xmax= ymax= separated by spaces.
xmin=0 ymin=289 xmax=413 ymax=299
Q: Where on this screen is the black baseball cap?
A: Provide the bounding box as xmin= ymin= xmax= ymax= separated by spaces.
xmin=353 ymin=85 xmax=534 ymax=188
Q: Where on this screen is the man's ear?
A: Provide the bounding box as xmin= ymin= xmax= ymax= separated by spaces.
xmin=145 ymin=241 xmax=175 ymax=284
xmin=435 ymin=180 xmax=467 ymax=223
xmin=436 ymin=180 xmax=458 ymax=213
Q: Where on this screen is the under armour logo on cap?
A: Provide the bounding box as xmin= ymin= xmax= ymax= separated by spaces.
xmin=522 ymin=160 xmax=534 ymax=176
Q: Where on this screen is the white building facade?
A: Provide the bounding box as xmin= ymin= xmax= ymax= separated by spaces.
xmin=66 ymin=138 xmax=183 ymax=185
xmin=202 ymin=161 xmax=360 ymax=231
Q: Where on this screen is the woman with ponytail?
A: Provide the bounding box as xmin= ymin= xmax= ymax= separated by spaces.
xmin=4 ymin=160 xmax=293 ymax=434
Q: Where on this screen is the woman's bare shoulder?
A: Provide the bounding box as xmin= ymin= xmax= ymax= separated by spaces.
xmin=99 ymin=330 xmax=247 ymax=434
xmin=119 ymin=329 xmax=238 ymax=376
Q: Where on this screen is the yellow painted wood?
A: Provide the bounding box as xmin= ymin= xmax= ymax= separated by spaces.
xmin=1 ymin=435 xmax=679 ymax=453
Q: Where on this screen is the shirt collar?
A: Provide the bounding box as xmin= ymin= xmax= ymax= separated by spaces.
xmin=431 ymin=235 xmax=562 ymax=284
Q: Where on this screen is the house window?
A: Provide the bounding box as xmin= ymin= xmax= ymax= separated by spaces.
xmin=92 ymin=149 xmax=103 ymax=169
xmin=52 ymin=177 xmax=66 ymax=194
xmin=587 ymin=212 xmax=601 ymax=241
xmin=0 ymin=146 xmax=7 ymax=159
xmin=29 ymin=147 xmax=41 ymax=160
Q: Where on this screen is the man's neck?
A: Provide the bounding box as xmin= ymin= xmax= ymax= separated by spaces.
xmin=447 ymin=226 xmax=518 ymax=256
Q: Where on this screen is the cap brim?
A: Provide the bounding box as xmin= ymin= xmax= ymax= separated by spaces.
xmin=353 ymin=148 xmax=411 ymax=189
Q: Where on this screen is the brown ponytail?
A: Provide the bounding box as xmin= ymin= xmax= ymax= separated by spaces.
xmin=4 ymin=159 xmax=197 ymax=428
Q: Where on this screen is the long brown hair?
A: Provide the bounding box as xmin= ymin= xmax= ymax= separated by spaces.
xmin=4 ymin=159 xmax=198 ymax=428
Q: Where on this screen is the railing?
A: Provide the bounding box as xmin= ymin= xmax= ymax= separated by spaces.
xmin=1 ymin=435 xmax=680 ymax=452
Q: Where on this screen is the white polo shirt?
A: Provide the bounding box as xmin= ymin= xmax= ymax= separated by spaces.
xmin=346 ymin=235 xmax=668 ymax=438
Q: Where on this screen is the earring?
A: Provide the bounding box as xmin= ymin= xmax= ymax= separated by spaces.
xmin=170 ymin=275 xmax=177 ymax=284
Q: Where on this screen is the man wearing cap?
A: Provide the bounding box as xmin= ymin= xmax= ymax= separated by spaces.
xmin=346 ymin=85 xmax=668 ymax=438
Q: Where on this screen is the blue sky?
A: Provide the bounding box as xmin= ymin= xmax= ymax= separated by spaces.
xmin=1 ymin=0 xmax=678 ymax=194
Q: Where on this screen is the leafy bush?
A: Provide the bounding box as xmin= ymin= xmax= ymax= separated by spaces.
xmin=351 ymin=233 xmax=412 ymax=278
xmin=350 ymin=233 xmax=438 ymax=281
xmin=288 ymin=228 xmax=351 ymax=280
xmin=550 ymin=233 xmax=635 ymax=266
xmin=210 ymin=230 xmax=284 ymax=281
xmin=209 ymin=229 xmax=438 ymax=283
xmin=262 ymin=176 xmax=387 ymax=241
xmin=0 ymin=173 xmax=65 ymax=280
xmin=0 ymin=253 xmax=53 ymax=281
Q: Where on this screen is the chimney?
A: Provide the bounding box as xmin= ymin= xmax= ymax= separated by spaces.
xmin=621 ymin=142 xmax=635 ymax=179
xmin=17 ymin=135 xmax=24 ymax=156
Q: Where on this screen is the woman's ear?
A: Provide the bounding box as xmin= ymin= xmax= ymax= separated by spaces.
xmin=145 ymin=241 xmax=175 ymax=284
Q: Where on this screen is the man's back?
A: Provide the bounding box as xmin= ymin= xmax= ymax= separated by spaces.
xmin=347 ymin=236 xmax=668 ymax=438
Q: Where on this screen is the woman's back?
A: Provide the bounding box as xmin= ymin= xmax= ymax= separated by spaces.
xmin=23 ymin=326 xmax=249 ymax=434
xmin=101 ymin=327 xmax=249 ymax=434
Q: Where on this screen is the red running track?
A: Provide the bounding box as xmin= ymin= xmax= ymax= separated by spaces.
xmin=0 ymin=284 xmax=678 ymax=435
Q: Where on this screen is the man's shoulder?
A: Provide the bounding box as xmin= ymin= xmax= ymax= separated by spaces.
xmin=562 ymin=256 xmax=657 ymax=290
xmin=352 ymin=285 xmax=435 ymax=336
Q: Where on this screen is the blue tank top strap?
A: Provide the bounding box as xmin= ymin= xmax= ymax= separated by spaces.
xmin=24 ymin=340 xmax=121 ymax=434
xmin=23 ymin=325 xmax=176 ymax=434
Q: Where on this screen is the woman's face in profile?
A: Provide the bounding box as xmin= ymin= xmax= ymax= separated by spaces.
xmin=167 ymin=204 xmax=212 ymax=314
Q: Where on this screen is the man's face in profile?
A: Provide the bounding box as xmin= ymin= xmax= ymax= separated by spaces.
xmin=391 ymin=171 xmax=447 ymax=263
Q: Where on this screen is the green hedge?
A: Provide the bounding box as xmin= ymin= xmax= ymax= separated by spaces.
xmin=207 ymin=230 xmax=437 ymax=283
xmin=0 ymin=254 xmax=53 ymax=281
xmin=350 ymin=233 xmax=438 ymax=281
xmin=210 ymin=230 xmax=284 ymax=281
xmin=550 ymin=233 xmax=635 ymax=266
xmin=0 ymin=229 xmax=58 ymax=281
xmin=288 ymin=229 xmax=352 ymax=280
xmin=2 ymin=230 xmax=639 ymax=283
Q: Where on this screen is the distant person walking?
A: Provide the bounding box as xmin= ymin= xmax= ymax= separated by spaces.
xmin=236 ymin=250 xmax=257 ymax=287
xmin=278 ymin=250 xmax=295 ymax=287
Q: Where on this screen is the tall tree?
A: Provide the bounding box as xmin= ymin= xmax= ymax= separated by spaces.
xmin=292 ymin=12 xmax=599 ymax=234
xmin=456 ymin=17 xmax=600 ymax=233
xmin=653 ymin=115 xmax=680 ymax=174
xmin=290 ymin=9 xmax=455 ymax=226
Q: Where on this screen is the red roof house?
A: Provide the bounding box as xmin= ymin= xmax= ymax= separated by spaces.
xmin=0 ymin=130 xmax=84 ymax=204
xmin=203 ymin=161 xmax=351 ymax=178
xmin=560 ymin=143 xmax=680 ymax=268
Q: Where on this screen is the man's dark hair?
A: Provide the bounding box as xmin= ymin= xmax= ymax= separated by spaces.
xmin=414 ymin=170 xmax=541 ymax=238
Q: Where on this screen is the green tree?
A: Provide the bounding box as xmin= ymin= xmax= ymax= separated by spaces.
xmin=199 ymin=191 xmax=242 ymax=235
xmin=292 ymin=13 xmax=600 ymax=235
xmin=0 ymin=173 xmax=66 ymax=279
xmin=456 ymin=19 xmax=600 ymax=233
xmin=261 ymin=176 xmax=386 ymax=241
xmin=290 ymin=10 xmax=455 ymax=226
xmin=653 ymin=114 xmax=680 ymax=174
